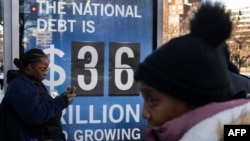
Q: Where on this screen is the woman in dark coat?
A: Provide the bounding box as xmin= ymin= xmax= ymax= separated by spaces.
xmin=2 ymin=48 xmax=76 ymax=141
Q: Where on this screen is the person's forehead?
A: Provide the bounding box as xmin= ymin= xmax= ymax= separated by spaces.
xmin=37 ymin=57 xmax=49 ymax=65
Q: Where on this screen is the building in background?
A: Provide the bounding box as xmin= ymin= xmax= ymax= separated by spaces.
xmin=162 ymin=0 xmax=201 ymax=43
xmin=162 ymin=0 xmax=250 ymax=72
xmin=227 ymin=5 xmax=250 ymax=70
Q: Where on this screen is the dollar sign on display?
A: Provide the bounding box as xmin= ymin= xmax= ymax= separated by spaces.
xmin=43 ymin=44 xmax=66 ymax=90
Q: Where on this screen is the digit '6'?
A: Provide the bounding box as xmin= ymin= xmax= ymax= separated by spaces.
xmin=115 ymin=46 xmax=134 ymax=90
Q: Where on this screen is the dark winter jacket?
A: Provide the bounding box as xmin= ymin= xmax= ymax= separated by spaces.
xmin=3 ymin=72 xmax=68 ymax=141
xmin=230 ymin=72 xmax=250 ymax=97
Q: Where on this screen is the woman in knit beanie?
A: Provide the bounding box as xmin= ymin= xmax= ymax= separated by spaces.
xmin=134 ymin=2 xmax=250 ymax=141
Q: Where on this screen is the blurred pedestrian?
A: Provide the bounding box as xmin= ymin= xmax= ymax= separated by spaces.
xmin=0 ymin=65 xmax=3 ymax=89
xmin=134 ymin=2 xmax=250 ymax=141
xmin=222 ymin=42 xmax=250 ymax=98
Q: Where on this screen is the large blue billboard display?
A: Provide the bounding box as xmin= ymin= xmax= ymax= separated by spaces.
xmin=21 ymin=0 xmax=154 ymax=140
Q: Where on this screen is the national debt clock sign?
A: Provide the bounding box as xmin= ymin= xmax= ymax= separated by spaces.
xmin=21 ymin=0 xmax=154 ymax=140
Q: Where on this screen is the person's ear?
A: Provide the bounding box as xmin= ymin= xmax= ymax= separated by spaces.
xmin=26 ymin=64 xmax=33 ymax=71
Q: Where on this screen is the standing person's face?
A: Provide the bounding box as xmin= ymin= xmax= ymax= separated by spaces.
xmin=30 ymin=57 xmax=50 ymax=81
xmin=139 ymin=81 xmax=193 ymax=128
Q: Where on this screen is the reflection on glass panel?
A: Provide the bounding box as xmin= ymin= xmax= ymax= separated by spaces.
xmin=207 ymin=0 xmax=250 ymax=73
xmin=163 ymin=0 xmax=250 ymax=74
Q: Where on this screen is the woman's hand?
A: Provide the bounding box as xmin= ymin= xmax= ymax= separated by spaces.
xmin=65 ymin=86 xmax=76 ymax=104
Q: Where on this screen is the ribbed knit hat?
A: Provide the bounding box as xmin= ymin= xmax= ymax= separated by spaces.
xmin=134 ymin=2 xmax=233 ymax=107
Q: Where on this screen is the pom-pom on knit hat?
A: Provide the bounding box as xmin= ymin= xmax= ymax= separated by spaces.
xmin=134 ymin=2 xmax=233 ymax=107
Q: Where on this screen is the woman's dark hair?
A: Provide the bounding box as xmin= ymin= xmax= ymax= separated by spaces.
xmin=13 ymin=48 xmax=47 ymax=70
